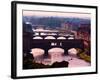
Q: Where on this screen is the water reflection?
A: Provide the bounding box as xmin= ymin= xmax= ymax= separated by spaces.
xmin=30 ymin=48 xmax=90 ymax=67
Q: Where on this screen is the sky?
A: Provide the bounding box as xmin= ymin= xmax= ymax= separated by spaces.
xmin=23 ymin=10 xmax=91 ymax=19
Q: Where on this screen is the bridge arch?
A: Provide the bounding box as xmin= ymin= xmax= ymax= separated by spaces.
xmin=45 ymin=36 xmax=56 ymax=39
xmin=48 ymin=47 xmax=64 ymax=63
xmin=57 ymin=37 xmax=66 ymax=40
xmin=33 ymin=36 xmax=43 ymax=39
xmin=31 ymin=48 xmax=45 ymax=57
xmin=48 ymin=47 xmax=64 ymax=53
xmin=68 ymin=48 xmax=78 ymax=56
xmin=68 ymin=37 xmax=74 ymax=39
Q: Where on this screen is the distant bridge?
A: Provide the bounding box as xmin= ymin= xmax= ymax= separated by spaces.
xmin=33 ymin=30 xmax=74 ymax=36
xmin=33 ymin=31 xmax=75 ymax=40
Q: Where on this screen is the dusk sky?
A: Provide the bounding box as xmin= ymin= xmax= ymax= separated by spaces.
xmin=23 ymin=10 xmax=91 ymax=19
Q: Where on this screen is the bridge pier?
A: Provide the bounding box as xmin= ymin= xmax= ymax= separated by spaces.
xmin=44 ymin=49 xmax=49 ymax=57
xmin=64 ymin=49 xmax=68 ymax=55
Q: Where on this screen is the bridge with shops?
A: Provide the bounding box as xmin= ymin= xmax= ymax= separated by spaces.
xmin=23 ymin=30 xmax=84 ymax=55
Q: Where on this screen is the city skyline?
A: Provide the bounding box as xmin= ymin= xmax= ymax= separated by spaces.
xmin=23 ymin=10 xmax=91 ymax=19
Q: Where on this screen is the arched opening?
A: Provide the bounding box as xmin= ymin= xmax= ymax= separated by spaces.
xmin=31 ymin=48 xmax=45 ymax=63
xmin=41 ymin=33 xmax=47 ymax=35
xmin=48 ymin=47 xmax=64 ymax=63
xmin=48 ymin=47 xmax=64 ymax=53
xmin=68 ymin=37 xmax=74 ymax=39
xmin=57 ymin=37 xmax=66 ymax=40
xmin=34 ymin=32 xmax=39 ymax=36
xmin=68 ymin=48 xmax=78 ymax=57
xmin=31 ymin=48 xmax=45 ymax=57
xmin=45 ymin=36 xmax=56 ymax=39
xmin=33 ymin=36 xmax=43 ymax=39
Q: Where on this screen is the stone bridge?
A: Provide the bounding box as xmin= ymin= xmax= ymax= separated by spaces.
xmin=30 ymin=39 xmax=84 ymax=56
xmin=23 ymin=31 xmax=84 ymax=56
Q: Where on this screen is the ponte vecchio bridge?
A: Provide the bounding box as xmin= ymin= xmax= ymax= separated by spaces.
xmin=27 ymin=30 xmax=85 ymax=56
xmin=31 ymin=31 xmax=84 ymax=54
